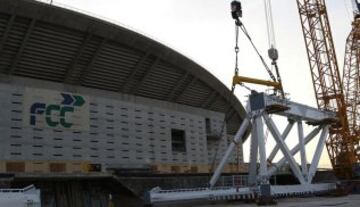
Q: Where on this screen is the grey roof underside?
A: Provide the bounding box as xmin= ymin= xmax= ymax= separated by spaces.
xmin=0 ymin=0 xmax=246 ymax=134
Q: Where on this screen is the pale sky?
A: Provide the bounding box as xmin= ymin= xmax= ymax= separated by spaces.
xmin=40 ymin=0 xmax=355 ymax=168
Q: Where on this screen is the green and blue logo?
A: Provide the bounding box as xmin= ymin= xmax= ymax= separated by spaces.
xmin=30 ymin=93 xmax=85 ymax=128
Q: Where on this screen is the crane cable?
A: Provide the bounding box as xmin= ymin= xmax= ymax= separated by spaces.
xmin=263 ymin=0 xmax=274 ymax=143
xmin=209 ymin=18 xmax=253 ymax=178
xmin=264 ymin=0 xmax=276 ymax=48
xmin=234 ymin=23 xmax=252 ymax=92
xmin=209 ymin=23 xmax=245 ymax=176
xmin=263 ymin=0 xmax=281 ymax=142
xmin=209 ymin=0 xmax=285 ymax=178
xmin=236 ymin=20 xmax=277 ymax=83
xmin=263 ymin=0 xmax=285 ymax=98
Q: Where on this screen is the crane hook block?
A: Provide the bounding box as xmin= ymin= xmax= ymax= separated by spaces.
xmin=268 ymin=47 xmax=279 ymax=62
xmin=231 ymin=1 xmax=242 ymax=19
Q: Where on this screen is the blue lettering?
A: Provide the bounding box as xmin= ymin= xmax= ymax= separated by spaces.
xmin=30 ymin=103 xmax=46 ymax=125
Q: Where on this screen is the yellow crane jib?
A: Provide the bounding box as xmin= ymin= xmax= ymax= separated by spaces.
xmin=232 ymin=75 xmax=282 ymax=90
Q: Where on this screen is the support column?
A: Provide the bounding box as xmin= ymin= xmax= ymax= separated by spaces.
xmin=248 ymin=117 xmax=259 ymax=186
xmin=297 ymin=120 xmax=308 ymax=179
xmin=266 ymin=126 xmax=322 ymax=177
xmin=256 ymin=115 xmax=268 ymax=184
xmin=263 ymin=113 xmax=306 ymax=184
xmin=308 ymin=126 xmax=329 ymax=183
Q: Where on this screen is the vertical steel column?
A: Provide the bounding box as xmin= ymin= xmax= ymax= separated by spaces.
xmin=248 ymin=116 xmax=259 ymax=186
xmin=297 ymin=121 xmax=308 ymax=178
xmin=256 ymin=115 xmax=268 ymax=184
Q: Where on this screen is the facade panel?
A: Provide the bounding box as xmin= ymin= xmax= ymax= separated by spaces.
xmin=0 ymin=77 xmax=242 ymax=170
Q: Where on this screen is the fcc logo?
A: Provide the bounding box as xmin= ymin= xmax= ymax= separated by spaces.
xmin=29 ymin=93 xmax=85 ymax=129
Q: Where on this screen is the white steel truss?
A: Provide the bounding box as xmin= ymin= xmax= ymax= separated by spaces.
xmin=210 ymin=93 xmax=335 ymax=187
xmin=147 ymin=93 xmax=337 ymax=205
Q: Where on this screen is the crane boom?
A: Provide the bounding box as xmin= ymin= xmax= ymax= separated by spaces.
xmin=296 ymin=0 xmax=357 ymax=178
xmin=342 ymin=1 xmax=360 ymax=174
xmin=343 ymin=19 xmax=360 ymax=136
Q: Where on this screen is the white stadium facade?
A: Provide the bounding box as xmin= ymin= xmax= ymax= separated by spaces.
xmin=0 ymin=0 xmax=247 ymax=206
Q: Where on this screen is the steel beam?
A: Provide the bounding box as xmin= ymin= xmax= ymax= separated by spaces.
xmin=297 ymin=121 xmax=308 ymax=178
xmin=64 ymin=33 xmax=93 ymax=82
xmin=166 ymin=72 xmax=190 ymax=101
xmin=174 ymin=77 xmax=198 ymax=102
xmin=209 ymin=110 xmax=251 ymax=188
xmin=119 ymin=51 xmax=150 ymax=92
xmin=206 ymin=94 xmax=220 ymax=109
xmin=0 ymin=15 xmax=15 ymax=57
xmin=129 ymin=56 xmax=161 ymax=94
xmin=264 ymin=95 xmax=336 ymax=122
xmin=271 ymin=183 xmax=336 ymax=196
xmin=267 ymin=125 xmax=322 ymax=177
xmin=148 ymin=187 xmax=254 ymax=204
xmin=147 ymin=183 xmax=336 ymax=204
xmin=201 ymin=91 xmax=217 ymax=108
xmin=263 ymin=113 xmax=306 ymax=184
xmin=248 ymin=117 xmax=259 ymax=186
xmin=148 ymin=92 xmax=336 ymax=205
xmin=308 ymin=126 xmax=329 ymax=183
xmin=267 ymin=120 xmax=294 ymax=162
xmin=225 ymin=108 xmax=237 ymax=123
xmin=77 ymin=38 xmax=106 ymax=84
xmin=256 ymin=115 xmax=268 ymax=184
xmin=8 ymin=19 xmax=36 ymax=75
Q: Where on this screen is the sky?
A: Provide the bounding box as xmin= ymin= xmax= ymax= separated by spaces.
xmin=41 ymin=0 xmax=355 ymax=168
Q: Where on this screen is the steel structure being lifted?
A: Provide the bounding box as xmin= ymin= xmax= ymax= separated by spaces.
xmin=147 ymin=0 xmax=360 ymax=205
xmin=147 ymin=92 xmax=337 ymax=205
xmin=145 ymin=0 xmax=358 ymax=205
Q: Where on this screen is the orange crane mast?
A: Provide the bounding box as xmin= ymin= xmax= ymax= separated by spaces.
xmin=296 ymin=0 xmax=358 ymax=178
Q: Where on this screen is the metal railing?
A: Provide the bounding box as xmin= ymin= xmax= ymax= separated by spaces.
xmin=217 ymin=175 xmax=249 ymax=187
xmin=216 ymin=175 xmax=279 ymax=187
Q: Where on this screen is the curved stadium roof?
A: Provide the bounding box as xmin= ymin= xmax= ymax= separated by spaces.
xmin=0 ymin=0 xmax=246 ymax=134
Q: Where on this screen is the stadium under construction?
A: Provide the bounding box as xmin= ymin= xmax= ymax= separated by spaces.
xmin=0 ymin=0 xmax=250 ymax=206
xmin=3 ymin=0 xmax=360 ymax=206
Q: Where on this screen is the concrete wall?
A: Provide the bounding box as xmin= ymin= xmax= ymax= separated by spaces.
xmin=0 ymin=76 xmax=243 ymax=170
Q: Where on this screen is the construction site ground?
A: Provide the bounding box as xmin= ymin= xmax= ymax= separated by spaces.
xmin=196 ymin=194 xmax=360 ymax=207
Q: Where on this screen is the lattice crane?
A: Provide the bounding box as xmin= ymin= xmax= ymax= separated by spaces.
xmin=296 ymin=0 xmax=360 ymax=178
xmin=343 ymin=0 xmax=360 ymax=174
